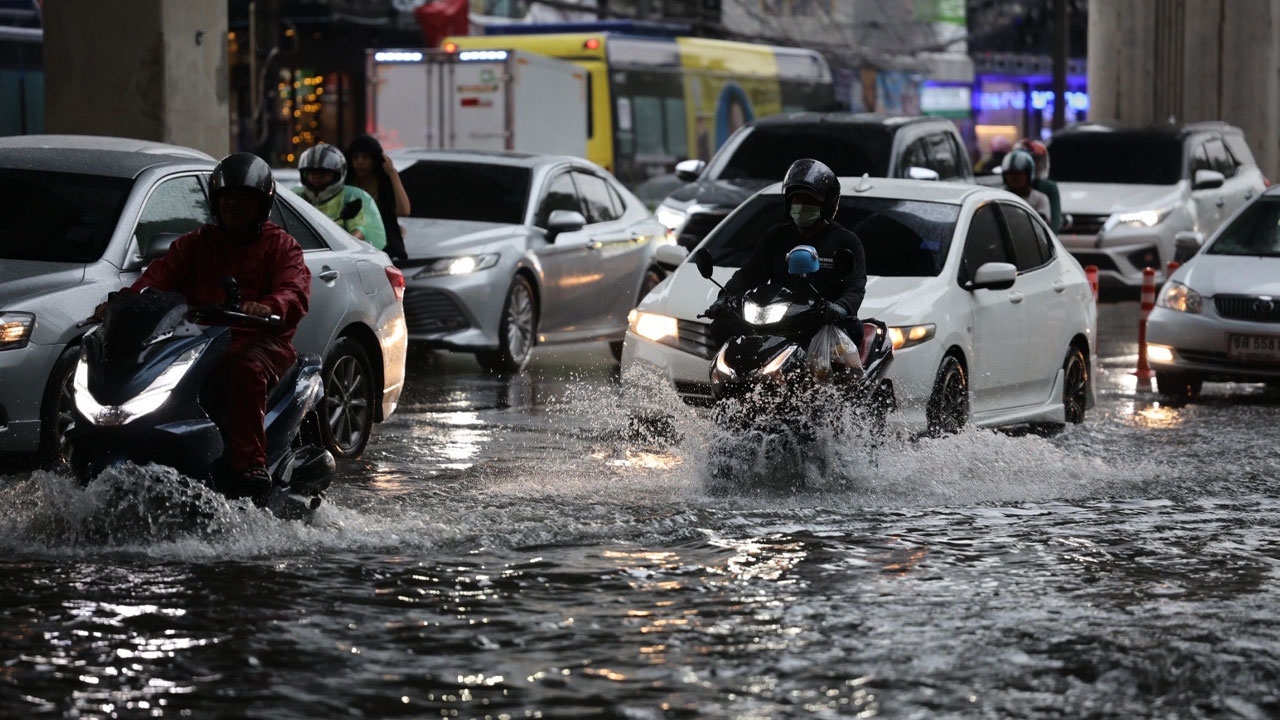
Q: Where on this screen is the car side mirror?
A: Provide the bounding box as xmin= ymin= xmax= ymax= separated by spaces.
xmin=1193 ymin=169 xmax=1225 ymax=191
xmin=142 ymin=232 xmax=183 ymax=261
xmin=675 ymin=159 xmax=706 ymax=183
xmin=968 ymin=261 xmax=1018 ymax=291
xmin=340 ymin=198 xmax=362 ymax=221
xmin=907 ymin=166 xmax=941 ymax=181
xmin=654 ymin=243 xmax=689 ymax=272
xmin=1174 ymin=230 xmax=1205 ymax=262
xmin=545 ymin=209 xmax=586 ymax=240
xmin=833 ymin=248 xmax=855 ymax=277
xmin=693 ymin=248 xmax=715 ymax=279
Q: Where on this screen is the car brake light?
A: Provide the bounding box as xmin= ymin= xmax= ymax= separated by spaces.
xmin=385 ymin=266 xmax=405 ymax=301
xmin=1266 ymin=177 xmax=1272 ymax=188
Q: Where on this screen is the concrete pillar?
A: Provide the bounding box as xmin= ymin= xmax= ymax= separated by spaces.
xmin=1088 ymin=0 xmax=1280 ymax=179
xmin=43 ymin=0 xmax=229 ymax=158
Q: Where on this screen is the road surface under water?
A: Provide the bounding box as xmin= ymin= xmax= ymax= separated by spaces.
xmin=2 ymin=302 xmax=1279 ymax=719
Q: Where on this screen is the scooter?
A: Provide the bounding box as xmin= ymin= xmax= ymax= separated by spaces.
xmin=693 ymin=248 xmax=896 ymax=437
xmin=65 ymin=281 xmax=334 ymax=520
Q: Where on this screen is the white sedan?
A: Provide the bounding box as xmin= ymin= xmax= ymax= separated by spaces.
xmin=1146 ymin=186 xmax=1280 ymax=398
xmin=621 ymin=178 xmax=1098 ymax=434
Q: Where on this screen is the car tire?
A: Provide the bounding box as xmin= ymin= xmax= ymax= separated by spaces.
xmin=477 ymin=275 xmax=537 ymax=375
xmin=926 ymin=353 xmax=969 ymax=437
xmin=1032 ymin=346 xmax=1089 ymax=436
xmin=37 ymin=345 xmax=79 ymax=469
xmin=611 ymin=269 xmax=662 ymax=362
xmin=1155 ymin=370 xmax=1202 ymax=400
xmin=317 ymin=337 xmax=375 ymax=459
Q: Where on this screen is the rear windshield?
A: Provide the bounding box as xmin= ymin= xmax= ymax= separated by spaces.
xmin=0 ymin=169 xmax=132 ymax=262
xmin=707 ymin=124 xmax=894 ymax=182
xmin=701 ymin=194 xmax=960 ymax=276
xmin=1049 ymin=133 xmax=1184 ymax=185
xmin=398 ymin=161 xmax=531 ymax=224
xmin=1207 ymin=197 xmax=1280 ymax=257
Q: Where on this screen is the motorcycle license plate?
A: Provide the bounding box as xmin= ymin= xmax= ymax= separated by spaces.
xmin=1227 ymin=333 xmax=1280 ymax=363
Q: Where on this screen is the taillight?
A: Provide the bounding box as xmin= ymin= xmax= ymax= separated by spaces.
xmin=385 ymin=265 xmax=405 ymax=301
xmin=1266 ymin=177 xmax=1272 ymax=188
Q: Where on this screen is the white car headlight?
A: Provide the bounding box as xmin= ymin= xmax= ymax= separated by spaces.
xmin=1103 ymin=207 xmax=1174 ymax=232
xmin=888 ymin=324 xmax=936 ymax=350
xmin=1157 ymin=281 xmax=1203 ymax=313
xmin=0 ymin=312 xmax=35 ymax=351
xmin=655 ymin=205 xmax=688 ymax=234
xmin=628 ymin=310 xmax=679 ymax=344
xmin=74 ymin=341 xmax=206 ymax=426
xmin=743 ymin=300 xmax=789 ymax=326
xmin=414 ymin=254 xmax=499 ymax=278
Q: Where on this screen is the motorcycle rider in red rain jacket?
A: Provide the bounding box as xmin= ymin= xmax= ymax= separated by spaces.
xmin=110 ymin=153 xmax=311 ymax=505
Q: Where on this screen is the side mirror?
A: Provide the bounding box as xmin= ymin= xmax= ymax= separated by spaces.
xmin=907 ymin=166 xmax=941 ymax=181
xmin=141 ymin=232 xmax=183 ymax=261
xmin=833 ymin=248 xmax=855 ymax=277
xmin=675 ymin=159 xmax=706 ymax=183
xmin=693 ymin=248 xmax=715 ymax=279
xmin=340 ymin=198 xmax=362 ymax=221
xmin=654 ymin=243 xmax=689 ymax=271
xmin=1174 ymin=230 xmax=1205 ymax=262
xmin=545 ymin=209 xmax=586 ymax=237
xmin=1193 ymin=169 xmax=1225 ymax=191
xmin=969 ymin=261 xmax=1018 ymax=291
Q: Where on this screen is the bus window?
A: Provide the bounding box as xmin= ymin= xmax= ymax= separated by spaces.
xmin=664 ymin=97 xmax=688 ymax=158
xmin=611 ymin=68 xmax=685 ymax=188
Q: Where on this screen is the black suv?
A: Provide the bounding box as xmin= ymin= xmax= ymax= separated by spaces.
xmin=655 ymin=113 xmax=974 ymax=249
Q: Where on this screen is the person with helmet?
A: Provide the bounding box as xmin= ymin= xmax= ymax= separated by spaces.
xmin=94 ymin=152 xmax=312 ymax=506
xmin=1015 ymin=138 xmax=1062 ymax=231
xmin=1001 ymin=149 xmax=1052 ymax=223
xmin=976 ymin=135 xmax=1013 ymax=175
xmin=293 ymin=143 xmax=388 ymax=252
xmin=706 ymin=158 xmax=867 ymax=351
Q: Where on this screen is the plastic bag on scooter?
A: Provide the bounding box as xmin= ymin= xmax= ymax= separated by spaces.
xmin=807 ymin=324 xmax=862 ymax=381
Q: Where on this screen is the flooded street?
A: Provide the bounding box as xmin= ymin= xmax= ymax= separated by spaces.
xmin=4 ymin=301 xmax=1280 ymax=719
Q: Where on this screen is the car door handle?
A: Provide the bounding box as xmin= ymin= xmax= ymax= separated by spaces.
xmin=1008 ymin=291 xmax=1025 ymax=304
xmin=1216 ymin=198 xmax=1226 ymax=208
xmin=1052 ymin=280 xmax=1067 ymax=293
xmin=1246 ymin=191 xmax=1255 ymax=200
xmin=319 ymin=268 xmax=340 ymax=281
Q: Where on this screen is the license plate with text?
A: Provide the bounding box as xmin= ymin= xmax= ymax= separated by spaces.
xmin=1227 ymin=334 xmax=1280 ymax=363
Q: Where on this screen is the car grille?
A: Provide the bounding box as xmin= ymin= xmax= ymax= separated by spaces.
xmin=1063 ymin=213 xmax=1109 ymax=236
xmin=677 ymin=318 xmax=719 ymax=359
xmin=404 ymin=288 xmax=469 ymax=333
xmin=1214 ymin=295 xmax=1280 ymax=323
xmin=677 ymin=211 xmax=730 ymax=249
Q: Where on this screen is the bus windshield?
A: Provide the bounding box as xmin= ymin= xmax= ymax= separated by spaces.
xmin=707 ymin=125 xmax=895 ymax=183
xmin=398 ymin=161 xmax=531 ymax=225
xmin=1049 ymin=132 xmax=1184 ymax=184
xmin=701 ymin=194 xmax=959 ymax=275
xmin=0 ymin=169 xmax=132 ymax=263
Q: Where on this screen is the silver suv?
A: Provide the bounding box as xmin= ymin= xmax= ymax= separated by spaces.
xmin=1051 ymin=121 xmax=1267 ymax=289
xmin=655 ymin=113 xmax=975 ymax=249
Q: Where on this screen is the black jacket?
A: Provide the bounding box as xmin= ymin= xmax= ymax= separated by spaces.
xmin=724 ymin=221 xmax=867 ymax=318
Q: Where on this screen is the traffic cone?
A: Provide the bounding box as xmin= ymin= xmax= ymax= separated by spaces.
xmin=1084 ymin=265 xmax=1099 ymax=301
xmin=1133 ymin=267 xmax=1156 ymax=381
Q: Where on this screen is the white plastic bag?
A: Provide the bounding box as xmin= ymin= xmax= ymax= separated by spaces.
xmin=807 ymin=324 xmax=862 ymax=381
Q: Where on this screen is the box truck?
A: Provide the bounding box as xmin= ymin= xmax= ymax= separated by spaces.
xmin=368 ymin=48 xmax=587 ymax=157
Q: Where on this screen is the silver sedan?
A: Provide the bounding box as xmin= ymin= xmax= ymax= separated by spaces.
xmin=389 ymin=149 xmax=672 ymax=373
xmin=0 ymin=135 xmax=407 ymax=463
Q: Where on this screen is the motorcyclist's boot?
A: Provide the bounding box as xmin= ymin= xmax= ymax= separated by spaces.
xmin=219 ymin=465 xmax=273 ymax=507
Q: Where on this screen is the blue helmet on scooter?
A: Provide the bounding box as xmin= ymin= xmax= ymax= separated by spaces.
xmin=786 ymin=245 xmax=821 ymax=276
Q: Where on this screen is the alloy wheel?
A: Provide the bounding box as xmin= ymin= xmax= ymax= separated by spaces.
xmin=324 ymin=353 xmax=372 ymax=455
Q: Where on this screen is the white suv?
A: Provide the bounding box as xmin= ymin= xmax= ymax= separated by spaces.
xmin=1050 ymin=121 xmax=1266 ymax=289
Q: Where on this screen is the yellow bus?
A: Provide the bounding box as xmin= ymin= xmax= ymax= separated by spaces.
xmin=442 ymin=29 xmax=835 ymax=189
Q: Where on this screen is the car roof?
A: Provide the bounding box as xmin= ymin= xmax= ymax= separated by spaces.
xmin=0 ymin=134 xmax=217 ymax=159
xmin=757 ymin=176 xmax=988 ymax=205
xmin=1054 ymin=120 xmax=1244 ymax=140
xmin=0 ymin=135 xmax=216 ymax=178
xmin=387 ymin=148 xmax=589 ymax=170
xmin=749 ymin=112 xmax=947 ymax=131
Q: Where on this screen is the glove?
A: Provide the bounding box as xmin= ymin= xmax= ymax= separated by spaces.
xmin=821 ymin=301 xmax=849 ymax=324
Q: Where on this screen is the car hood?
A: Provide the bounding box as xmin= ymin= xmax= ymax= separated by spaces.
xmin=401 ymin=218 xmax=522 ymax=257
xmin=1057 ymin=183 xmax=1186 ymax=214
xmin=0 ymin=260 xmax=87 ymax=308
xmin=1181 ymin=255 xmax=1280 ymax=297
xmin=641 ymin=264 xmax=935 ymax=325
xmin=664 ymin=177 xmax=775 ymax=211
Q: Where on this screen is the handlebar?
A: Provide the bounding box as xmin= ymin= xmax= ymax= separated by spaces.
xmin=188 ymin=305 xmax=283 ymax=327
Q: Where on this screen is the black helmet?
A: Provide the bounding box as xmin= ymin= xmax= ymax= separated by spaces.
xmin=783 ymin=158 xmax=840 ymax=221
xmin=1001 ymin=149 xmax=1036 ymax=178
xmin=298 ymin=143 xmax=347 ymax=203
xmin=209 ymin=152 xmax=276 ymax=228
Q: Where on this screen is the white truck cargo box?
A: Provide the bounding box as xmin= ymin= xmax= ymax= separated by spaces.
xmin=368 ymin=48 xmax=587 ymax=158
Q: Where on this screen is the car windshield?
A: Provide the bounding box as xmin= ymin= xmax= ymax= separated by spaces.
xmin=707 ymin=125 xmax=894 ymax=182
xmin=0 ymin=169 xmax=132 ymax=262
xmin=1048 ymin=132 xmax=1184 ymax=184
xmin=398 ymin=160 xmax=531 ymax=225
xmin=700 ymin=194 xmax=959 ymax=275
xmin=1207 ymin=197 xmax=1280 ymax=257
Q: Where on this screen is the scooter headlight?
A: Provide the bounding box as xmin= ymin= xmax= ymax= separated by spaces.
xmin=713 ymin=346 xmax=737 ymax=382
xmin=743 ymin=300 xmax=789 ymax=325
xmin=74 ymin=341 xmax=207 ymax=426
xmin=758 ymin=345 xmax=798 ymax=376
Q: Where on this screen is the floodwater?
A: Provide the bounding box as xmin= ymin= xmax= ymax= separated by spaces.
xmin=3 ymin=302 xmax=1280 ymax=719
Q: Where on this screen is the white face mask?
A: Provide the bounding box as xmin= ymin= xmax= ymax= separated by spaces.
xmin=790 ymin=204 xmax=823 ymax=228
